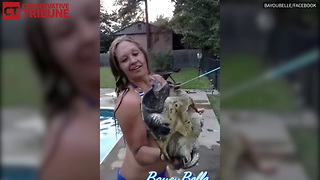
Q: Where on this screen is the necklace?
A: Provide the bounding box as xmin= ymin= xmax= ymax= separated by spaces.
xmin=131 ymin=83 xmax=145 ymax=97
xmin=131 ymin=76 xmax=156 ymax=98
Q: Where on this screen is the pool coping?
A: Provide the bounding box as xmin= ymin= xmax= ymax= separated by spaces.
xmin=100 ymin=106 xmax=116 ymax=110
xmin=100 ymin=134 xmax=123 ymax=165
xmin=100 ymin=106 xmax=123 ymax=165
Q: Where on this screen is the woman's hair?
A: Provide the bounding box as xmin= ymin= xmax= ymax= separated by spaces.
xmin=26 ymin=16 xmax=78 ymax=119
xmin=109 ymin=35 xmax=150 ymax=96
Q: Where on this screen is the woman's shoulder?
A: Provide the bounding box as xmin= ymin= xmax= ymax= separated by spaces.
xmin=116 ymin=88 xmax=140 ymax=105
xmin=40 ymin=111 xmax=99 ymax=179
xmin=115 ymin=88 xmax=140 ymax=115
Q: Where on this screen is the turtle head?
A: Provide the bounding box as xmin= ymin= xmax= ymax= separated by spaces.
xmin=141 ymin=81 xmax=171 ymax=139
xmin=142 ymin=81 xmax=170 ymax=113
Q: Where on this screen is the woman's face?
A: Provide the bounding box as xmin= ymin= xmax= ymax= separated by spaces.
xmin=42 ymin=0 xmax=100 ymax=90
xmin=115 ymin=41 xmax=149 ymax=81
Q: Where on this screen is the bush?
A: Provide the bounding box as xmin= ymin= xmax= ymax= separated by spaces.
xmin=148 ymin=50 xmax=172 ymax=72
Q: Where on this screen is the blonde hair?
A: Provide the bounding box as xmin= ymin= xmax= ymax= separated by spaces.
xmin=109 ymin=35 xmax=150 ymax=95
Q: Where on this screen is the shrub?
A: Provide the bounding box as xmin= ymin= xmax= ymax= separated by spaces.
xmin=148 ymin=50 xmax=173 ymax=72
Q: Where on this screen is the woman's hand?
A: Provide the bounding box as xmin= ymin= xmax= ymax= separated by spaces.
xmin=160 ymin=153 xmax=181 ymax=170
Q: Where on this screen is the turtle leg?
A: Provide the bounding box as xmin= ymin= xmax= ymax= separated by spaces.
xmin=189 ymin=97 xmax=200 ymax=113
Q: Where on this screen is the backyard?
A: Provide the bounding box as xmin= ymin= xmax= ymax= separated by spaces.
xmin=100 ymin=67 xmax=212 ymax=89
xmin=221 ymin=54 xmax=317 ymax=180
xmin=101 ymin=66 xmax=220 ymax=123
xmin=221 ymin=54 xmax=298 ymax=111
xmin=208 ymin=94 xmax=220 ymax=123
xmin=101 ymin=66 xmax=219 ymax=109
xmin=1 ymin=50 xmax=43 ymax=107
xmin=3 ymin=50 xmax=316 ymax=180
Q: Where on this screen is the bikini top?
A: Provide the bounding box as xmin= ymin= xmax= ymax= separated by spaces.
xmin=131 ymin=78 xmax=160 ymax=98
xmin=131 ymin=83 xmax=145 ymax=98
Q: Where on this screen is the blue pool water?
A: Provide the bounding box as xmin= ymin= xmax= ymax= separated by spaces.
xmin=1 ymin=166 xmax=37 ymax=180
xmin=100 ymin=108 xmax=122 ymax=163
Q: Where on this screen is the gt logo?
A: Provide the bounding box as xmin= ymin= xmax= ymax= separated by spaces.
xmin=2 ymin=2 xmax=21 ymax=19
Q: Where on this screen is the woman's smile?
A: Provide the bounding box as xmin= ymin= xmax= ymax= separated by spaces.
xmin=130 ymin=65 xmax=142 ymax=71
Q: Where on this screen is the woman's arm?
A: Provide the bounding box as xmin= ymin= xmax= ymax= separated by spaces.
xmin=115 ymin=91 xmax=162 ymax=166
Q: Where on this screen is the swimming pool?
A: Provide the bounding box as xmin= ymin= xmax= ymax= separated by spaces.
xmin=100 ymin=108 xmax=122 ymax=163
xmin=1 ymin=166 xmax=37 ymax=180
xmin=0 ymin=165 xmax=38 ymax=180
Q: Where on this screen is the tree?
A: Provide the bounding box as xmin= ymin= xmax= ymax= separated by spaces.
xmin=113 ymin=0 xmax=145 ymax=29
xmin=100 ymin=2 xmax=116 ymax=53
xmin=171 ymin=0 xmax=220 ymax=56
xmin=100 ymin=0 xmax=149 ymax=52
xmin=114 ymin=0 xmax=152 ymax=49
xmin=151 ymin=15 xmax=171 ymax=27
xmin=100 ymin=3 xmax=112 ymax=35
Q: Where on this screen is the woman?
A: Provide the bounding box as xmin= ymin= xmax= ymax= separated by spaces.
xmin=109 ymin=36 xmax=182 ymax=180
xmin=27 ymin=0 xmax=100 ymax=179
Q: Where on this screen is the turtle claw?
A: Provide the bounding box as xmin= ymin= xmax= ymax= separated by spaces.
xmin=144 ymin=113 xmax=170 ymax=140
xmin=180 ymin=150 xmax=200 ymax=169
xmin=155 ymin=124 xmax=170 ymax=140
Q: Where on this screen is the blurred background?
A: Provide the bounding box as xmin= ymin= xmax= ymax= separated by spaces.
xmin=220 ymin=0 xmax=318 ymax=180
xmin=1 ymin=0 xmax=101 ymax=179
xmin=1 ymin=0 xmax=45 ymax=179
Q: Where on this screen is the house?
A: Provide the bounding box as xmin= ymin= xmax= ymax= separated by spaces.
xmin=114 ymin=21 xmax=184 ymax=52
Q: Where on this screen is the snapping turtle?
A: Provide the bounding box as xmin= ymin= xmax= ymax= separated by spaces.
xmin=141 ymin=81 xmax=204 ymax=169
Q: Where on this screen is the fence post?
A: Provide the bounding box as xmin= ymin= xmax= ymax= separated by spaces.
xmin=215 ymin=72 xmax=218 ymax=90
xmin=197 ymin=52 xmax=202 ymax=76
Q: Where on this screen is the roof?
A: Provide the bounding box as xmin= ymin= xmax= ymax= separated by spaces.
xmin=114 ymin=21 xmax=172 ymax=35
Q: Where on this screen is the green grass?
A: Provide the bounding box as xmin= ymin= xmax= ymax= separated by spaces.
xmin=1 ymin=50 xmax=43 ymax=107
xmin=100 ymin=67 xmax=116 ymax=88
xmin=100 ymin=67 xmax=212 ymax=89
xmin=289 ymin=128 xmax=318 ymax=180
xmin=221 ymin=54 xmax=298 ymax=111
xmin=207 ymin=94 xmax=220 ymax=123
xmin=170 ymin=68 xmax=212 ymax=89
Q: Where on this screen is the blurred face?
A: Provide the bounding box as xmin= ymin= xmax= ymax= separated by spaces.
xmin=115 ymin=41 xmax=149 ymax=81
xmin=43 ymin=0 xmax=100 ymax=91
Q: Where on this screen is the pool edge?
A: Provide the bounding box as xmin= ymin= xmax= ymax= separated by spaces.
xmin=100 ymin=106 xmax=121 ymax=165
xmin=100 ymin=106 xmax=115 ymax=110
xmin=100 ymin=134 xmax=123 ymax=165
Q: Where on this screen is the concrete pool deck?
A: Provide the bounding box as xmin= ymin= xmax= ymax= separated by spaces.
xmin=100 ymin=88 xmax=220 ymax=180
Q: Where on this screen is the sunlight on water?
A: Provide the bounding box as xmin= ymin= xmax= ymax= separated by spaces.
xmin=100 ymin=109 xmax=122 ymax=163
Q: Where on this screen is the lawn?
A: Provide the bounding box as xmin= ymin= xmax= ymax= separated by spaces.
xmin=100 ymin=67 xmax=116 ymax=88
xmin=221 ymin=54 xmax=316 ymax=180
xmin=289 ymin=127 xmax=318 ymax=180
xmin=1 ymin=50 xmax=43 ymax=107
xmin=100 ymin=67 xmax=212 ymax=89
xmin=170 ymin=68 xmax=212 ymax=89
xmin=221 ymin=54 xmax=298 ymax=111
xmin=207 ymin=94 xmax=220 ymax=123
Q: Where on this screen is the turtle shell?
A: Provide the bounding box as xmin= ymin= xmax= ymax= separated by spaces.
xmin=141 ymin=82 xmax=203 ymax=169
